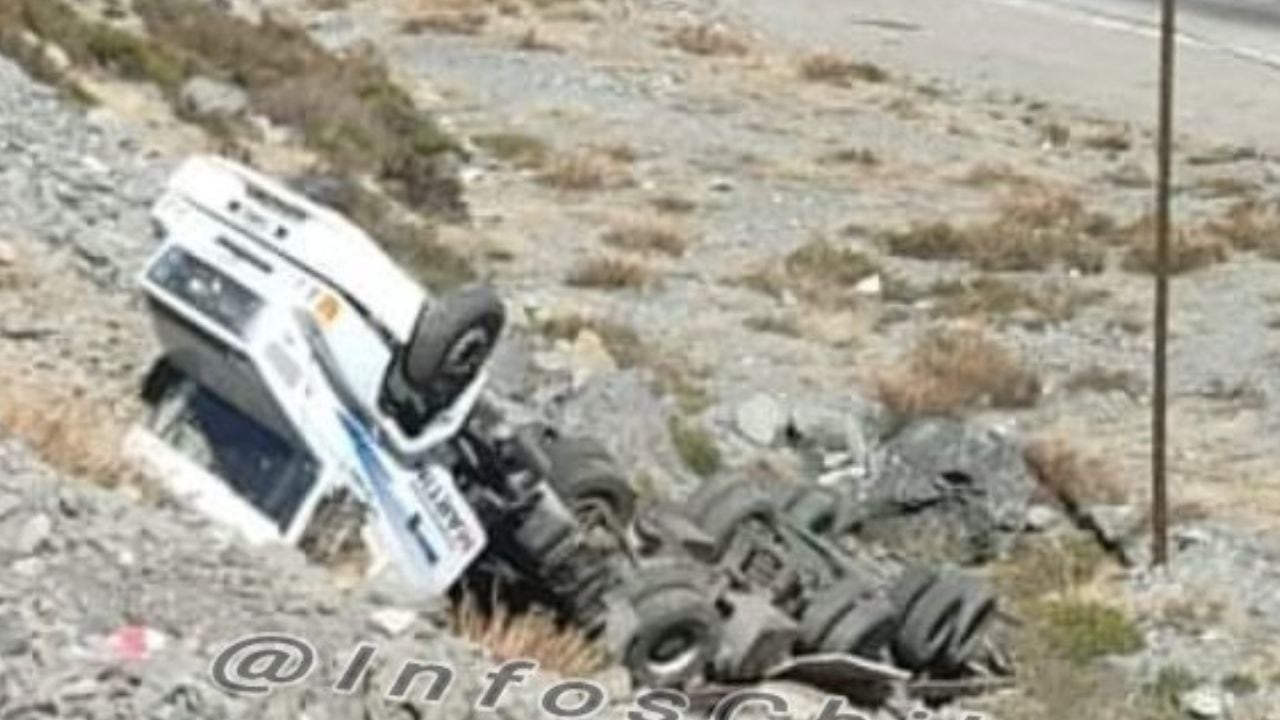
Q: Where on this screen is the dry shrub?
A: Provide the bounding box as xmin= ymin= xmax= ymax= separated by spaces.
xmin=537 ymin=150 xmax=629 ymax=191
xmin=0 ymin=372 xmax=133 ymax=486
xmin=601 ymin=216 xmax=690 ymax=257
xmin=650 ymin=194 xmax=698 ymax=215
xmin=566 ymin=256 xmax=652 ymax=290
xmin=669 ymin=23 xmax=750 ymax=57
xmin=742 ymin=237 xmax=878 ymax=304
xmin=743 ymin=313 xmax=801 ymax=338
xmin=119 ymin=0 xmax=463 ymax=215
xmin=881 ymin=187 xmax=1109 ymax=273
xmin=1081 ymin=128 xmax=1132 ymax=153
xmin=402 ymin=11 xmax=490 ymax=35
xmin=819 ymin=147 xmax=880 ymax=167
xmin=785 ymin=238 xmax=878 ymax=287
xmin=1117 ymin=216 xmax=1229 ymax=274
xmin=449 ymin=597 xmax=609 ymax=676
xmin=1192 ymin=175 xmax=1261 ymax=199
xmin=1062 ymin=365 xmax=1146 ymax=398
xmin=959 ymin=162 xmax=1038 ymax=188
xmin=874 ymin=326 xmax=1041 ymax=417
xmin=0 ymin=0 xmax=184 ymax=95
xmin=926 ymin=276 xmax=1108 ymax=323
xmin=515 ymin=27 xmax=563 ymax=53
xmin=1205 ymin=198 xmax=1280 ymax=255
xmin=535 ymin=314 xmax=646 ymax=367
xmin=472 ymin=131 xmax=551 ymax=169
xmin=1024 ymin=435 xmax=1129 ymax=510
xmin=798 ymin=51 xmax=887 ymax=86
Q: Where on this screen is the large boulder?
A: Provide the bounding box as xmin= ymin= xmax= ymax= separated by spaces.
xmin=549 ymin=370 xmax=701 ymax=500
xmin=852 ymin=418 xmax=1036 ymax=565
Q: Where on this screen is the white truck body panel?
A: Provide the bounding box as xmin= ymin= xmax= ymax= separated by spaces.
xmin=132 ymin=155 xmax=487 ymax=596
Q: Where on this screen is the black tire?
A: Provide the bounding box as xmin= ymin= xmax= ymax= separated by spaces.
xmin=892 ymin=575 xmax=968 ymax=671
xmin=511 ymin=497 xmax=575 ymax=558
xmin=783 ymin=485 xmax=849 ymax=538
xmin=403 ymin=285 xmax=505 ymax=389
xmin=799 ymin=575 xmax=877 ymax=650
xmin=623 ymin=583 xmax=723 ymax=688
xmin=542 ymin=435 xmax=636 ymax=526
xmin=684 ymin=478 xmax=777 ymax=558
xmin=888 ymin=567 xmax=937 ymax=614
xmin=937 ymin=577 xmax=998 ymax=673
xmin=820 ymin=597 xmax=899 ymax=659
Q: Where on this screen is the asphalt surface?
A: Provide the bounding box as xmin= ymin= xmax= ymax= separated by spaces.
xmin=731 ymin=0 xmax=1280 ymax=150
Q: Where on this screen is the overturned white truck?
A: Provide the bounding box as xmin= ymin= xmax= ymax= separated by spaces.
xmin=126 ymin=155 xmax=1010 ymax=700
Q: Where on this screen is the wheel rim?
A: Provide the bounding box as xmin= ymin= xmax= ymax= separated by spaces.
xmin=642 ymin=621 xmax=706 ymax=678
xmin=572 ymin=495 xmax=617 ymax=528
xmin=442 ymin=327 xmax=493 ymax=378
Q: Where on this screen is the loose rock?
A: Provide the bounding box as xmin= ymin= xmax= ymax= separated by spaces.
xmin=736 ymin=393 xmax=785 ymax=446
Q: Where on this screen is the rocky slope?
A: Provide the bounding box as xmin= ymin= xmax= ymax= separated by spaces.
xmin=4 ymin=0 xmax=1280 ymax=718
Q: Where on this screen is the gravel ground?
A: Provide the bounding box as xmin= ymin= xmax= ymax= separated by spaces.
xmin=6 ymin=0 xmax=1280 ymax=717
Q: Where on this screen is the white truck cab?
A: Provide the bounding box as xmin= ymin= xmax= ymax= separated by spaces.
xmin=127 ymin=156 xmax=491 ymax=595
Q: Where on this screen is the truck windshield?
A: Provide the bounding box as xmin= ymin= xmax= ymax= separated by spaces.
xmin=155 ymin=382 xmax=317 ymax=532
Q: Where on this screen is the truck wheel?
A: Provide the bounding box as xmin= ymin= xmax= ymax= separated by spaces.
xmin=798 ymin=575 xmax=877 ymax=650
xmin=888 ymin=567 xmax=937 ymax=614
xmin=622 ymin=581 xmax=722 ymax=688
xmin=685 ymin=478 xmax=776 ymax=558
xmin=892 ymin=575 xmax=968 ymax=671
xmin=542 ymin=435 xmax=636 ymax=526
xmin=403 ymin=284 xmax=505 ymax=389
xmin=783 ymin=485 xmax=849 ymax=538
xmin=512 ymin=499 xmax=575 ymax=558
xmin=937 ymin=577 xmax=997 ymax=673
xmin=820 ymin=597 xmax=899 ymax=659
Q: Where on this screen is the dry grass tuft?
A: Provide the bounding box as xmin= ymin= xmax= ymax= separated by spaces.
xmin=450 ymin=597 xmax=609 ymax=676
xmin=819 ymin=147 xmax=880 ymax=167
xmin=669 ymin=23 xmax=750 ymax=57
xmin=566 ymin=256 xmax=653 ymax=290
xmin=1081 ymin=128 xmax=1132 ymax=153
xmin=130 ymin=0 xmax=462 ymax=213
xmin=650 ymin=194 xmax=698 ymax=215
xmin=987 ymin=537 xmax=1150 ymax=720
xmin=537 ymin=150 xmax=630 ymax=191
xmin=1062 ymin=365 xmax=1146 ymax=399
xmin=958 ymin=162 xmax=1039 ymax=188
xmin=0 ymin=371 xmax=134 ymax=486
xmin=743 ymin=313 xmax=802 ymax=338
xmin=881 ymin=188 xmax=1110 ymax=273
xmin=601 ymin=216 xmax=691 ymax=257
xmin=1117 ymin=216 xmax=1229 ymax=275
xmin=1024 ymin=435 xmax=1130 ymax=510
xmin=924 ymin=276 xmax=1108 ymax=324
xmin=1205 ymin=198 xmax=1280 ymax=255
xmin=785 ymin=237 xmax=879 ymax=287
xmin=874 ymin=326 xmax=1041 ymax=417
xmin=741 ymin=237 xmax=879 ymax=304
xmin=668 ymin=416 xmax=722 ymax=478
xmin=402 ymin=10 xmax=490 ymax=35
xmin=472 ymin=131 xmax=551 ymax=169
xmin=0 ymin=0 xmax=462 ymax=216
xmin=799 ymin=51 xmax=888 ymax=86
xmin=515 ymin=26 xmax=563 ymax=53
xmin=535 ymin=313 xmax=646 ymax=367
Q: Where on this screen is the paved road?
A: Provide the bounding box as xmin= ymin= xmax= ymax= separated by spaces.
xmin=731 ymin=0 xmax=1280 ymax=151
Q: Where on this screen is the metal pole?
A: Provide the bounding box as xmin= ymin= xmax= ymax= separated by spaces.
xmin=1152 ymin=0 xmax=1177 ymax=567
